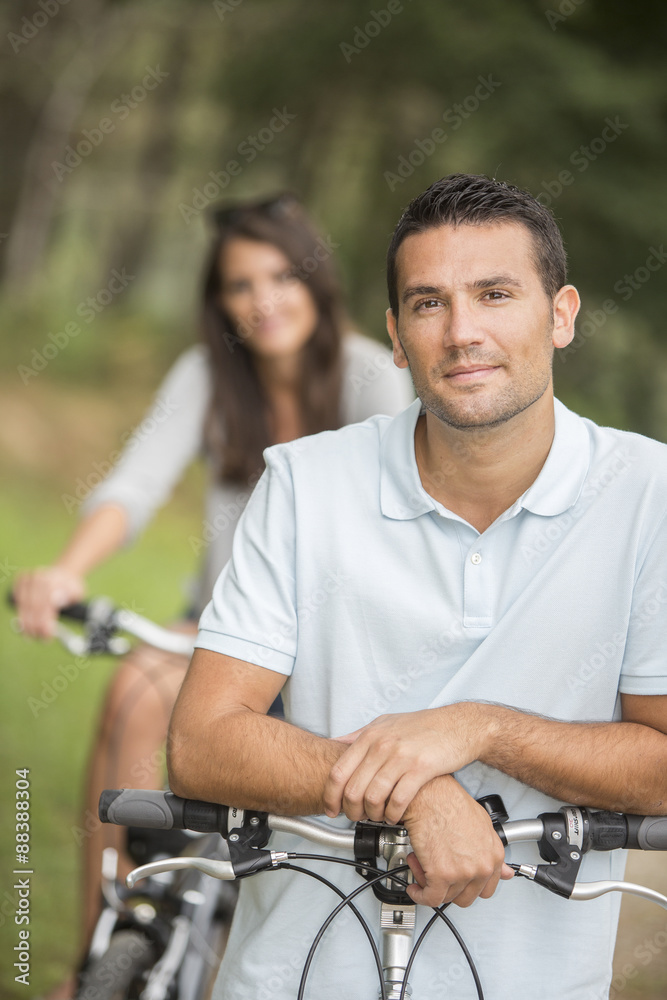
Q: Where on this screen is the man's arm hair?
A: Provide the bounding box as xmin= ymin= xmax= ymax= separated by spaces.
xmin=475 ymin=695 xmax=667 ymax=815
xmin=167 ymin=647 xmax=345 ymax=816
xmin=324 ymin=697 xmax=667 ymax=825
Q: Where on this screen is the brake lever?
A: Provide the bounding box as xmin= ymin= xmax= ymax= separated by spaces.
xmin=126 ymin=856 xmax=237 ymax=887
xmin=508 ymin=864 xmax=667 ymax=911
xmin=126 ymin=838 xmax=289 ymax=888
xmin=570 ymin=879 xmax=667 ymax=910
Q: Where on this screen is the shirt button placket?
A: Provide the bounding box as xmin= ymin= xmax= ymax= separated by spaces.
xmin=463 ymin=547 xmax=492 ymax=628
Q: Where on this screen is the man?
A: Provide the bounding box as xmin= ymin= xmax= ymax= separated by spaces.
xmin=168 ymin=174 xmax=667 ymax=999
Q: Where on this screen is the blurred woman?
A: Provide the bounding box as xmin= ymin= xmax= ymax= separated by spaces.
xmin=14 ymin=193 xmax=413 ymax=997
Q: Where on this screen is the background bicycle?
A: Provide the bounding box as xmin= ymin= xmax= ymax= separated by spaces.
xmin=4 ymin=597 xmax=234 ymax=1000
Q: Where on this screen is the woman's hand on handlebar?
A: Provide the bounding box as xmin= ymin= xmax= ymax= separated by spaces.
xmin=13 ymin=566 xmax=85 ymax=638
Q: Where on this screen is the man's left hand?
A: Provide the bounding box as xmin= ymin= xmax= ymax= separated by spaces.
xmin=323 ymin=703 xmax=491 ymax=822
xmin=402 ymin=774 xmax=514 ymax=907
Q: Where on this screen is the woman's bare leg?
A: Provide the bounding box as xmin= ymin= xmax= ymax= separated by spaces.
xmin=82 ymin=625 xmax=196 ymax=940
xmin=45 ymin=622 xmax=197 ymax=1000
xmin=45 ymin=623 xmax=196 ymax=998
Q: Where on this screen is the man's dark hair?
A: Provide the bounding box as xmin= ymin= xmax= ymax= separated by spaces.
xmin=386 ymin=173 xmax=567 ymax=314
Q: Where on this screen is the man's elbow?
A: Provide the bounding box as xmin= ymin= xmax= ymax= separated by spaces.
xmin=166 ymin=722 xmax=199 ymax=800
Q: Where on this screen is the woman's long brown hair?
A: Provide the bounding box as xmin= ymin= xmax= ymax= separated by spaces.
xmin=201 ymin=196 xmax=345 ymax=484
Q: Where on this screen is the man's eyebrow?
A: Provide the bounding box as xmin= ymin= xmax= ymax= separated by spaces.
xmin=402 ymin=276 xmax=524 ymax=303
xmin=466 ymin=275 xmax=523 ymax=291
xmin=401 ymin=285 xmax=442 ymax=303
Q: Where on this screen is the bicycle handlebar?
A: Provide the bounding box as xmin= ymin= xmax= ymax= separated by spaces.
xmin=100 ymin=788 xmax=232 ymax=834
xmin=7 ymin=592 xmax=195 ymax=656
xmin=7 ymin=592 xmax=88 ymax=621
xmin=99 ymin=788 xmax=667 ymax=852
xmin=625 ymin=814 xmax=667 ymax=850
xmin=100 ymin=793 xmax=667 ymax=998
xmin=99 ymin=781 xmax=667 ymax=990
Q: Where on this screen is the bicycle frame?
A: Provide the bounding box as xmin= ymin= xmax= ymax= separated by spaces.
xmin=83 ymin=831 xmax=233 ymax=1000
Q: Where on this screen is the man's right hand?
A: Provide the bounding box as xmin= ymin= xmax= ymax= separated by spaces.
xmin=13 ymin=566 xmax=85 ymax=639
xmin=402 ymin=775 xmax=513 ymax=908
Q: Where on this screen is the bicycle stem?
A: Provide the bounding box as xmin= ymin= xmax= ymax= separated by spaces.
xmin=377 ymin=828 xmax=416 ymax=999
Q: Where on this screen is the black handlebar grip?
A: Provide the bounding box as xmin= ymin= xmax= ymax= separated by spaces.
xmin=99 ymin=788 xmax=230 ymax=834
xmin=6 ymin=591 xmax=90 ymax=622
xmin=625 ymin=815 xmax=667 ymax=851
xmin=57 ymin=602 xmax=90 ymax=622
xmin=99 ymin=789 xmax=186 ymax=829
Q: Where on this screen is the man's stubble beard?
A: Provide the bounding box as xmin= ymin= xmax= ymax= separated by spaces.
xmin=401 ymin=335 xmax=555 ymax=432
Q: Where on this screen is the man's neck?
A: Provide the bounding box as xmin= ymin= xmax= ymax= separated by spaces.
xmin=414 ymin=392 xmax=556 ymax=534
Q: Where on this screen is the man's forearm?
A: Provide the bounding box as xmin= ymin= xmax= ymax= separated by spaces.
xmin=168 ymin=707 xmax=346 ymax=817
xmin=325 ymin=701 xmax=667 ymax=824
xmin=476 ymin=704 xmax=667 ymax=814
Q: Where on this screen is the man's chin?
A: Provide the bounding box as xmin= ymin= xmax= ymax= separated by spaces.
xmin=425 ymin=400 xmax=517 ymax=431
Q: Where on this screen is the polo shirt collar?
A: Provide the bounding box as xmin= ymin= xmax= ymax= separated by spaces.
xmin=379 ymin=396 xmax=590 ymax=522
xmin=518 ymin=398 xmax=590 ymax=516
xmin=380 ymin=399 xmax=433 ymax=520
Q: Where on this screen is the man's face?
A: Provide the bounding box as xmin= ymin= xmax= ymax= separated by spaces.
xmin=387 ymin=222 xmax=573 ymax=431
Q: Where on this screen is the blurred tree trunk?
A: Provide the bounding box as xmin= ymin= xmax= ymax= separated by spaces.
xmin=101 ymin=24 xmax=192 ymax=283
xmin=3 ymin=0 xmax=126 ymax=289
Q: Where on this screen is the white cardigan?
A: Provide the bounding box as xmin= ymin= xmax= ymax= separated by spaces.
xmin=82 ymin=333 xmax=414 ymax=612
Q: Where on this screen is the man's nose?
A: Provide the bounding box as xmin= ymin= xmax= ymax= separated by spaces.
xmin=443 ymin=300 xmax=485 ymax=348
xmin=443 ymin=299 xmax=484 ymax=347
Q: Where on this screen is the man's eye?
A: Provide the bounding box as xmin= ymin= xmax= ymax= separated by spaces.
xmin=416 ymin=298 xmax=441 ymax=310
xmin=484 ymin=290 xmax=508 ymax=300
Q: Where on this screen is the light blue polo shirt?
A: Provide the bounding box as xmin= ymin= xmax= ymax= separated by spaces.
xmin=197 ymin=397 xmax=667 ymax=1000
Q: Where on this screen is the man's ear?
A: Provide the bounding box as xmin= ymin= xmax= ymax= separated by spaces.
xmin=552 ymin=285 xmax=581 ymax=349
xmin=386 ymin=308 xmax=409 ymax=369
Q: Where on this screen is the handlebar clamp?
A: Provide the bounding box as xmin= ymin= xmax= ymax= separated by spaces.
xmin=226 ymin=809 xmax=273 ymax=878
xmin=354 ymin=822 xmax=412 ymax=905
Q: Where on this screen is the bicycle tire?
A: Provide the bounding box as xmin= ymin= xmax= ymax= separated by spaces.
xmin=75 ymin=929 xmax=157 ymax=1000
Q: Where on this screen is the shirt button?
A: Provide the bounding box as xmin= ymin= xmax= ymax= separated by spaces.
xmin=471 ymin=552 xmax=482 ymax=565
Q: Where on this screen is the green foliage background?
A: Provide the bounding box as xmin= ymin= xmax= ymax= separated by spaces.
xmin=1 ymin=0 xmax=666 ymax=995
xmin=2 ymin=0 xmax=667 ymax=433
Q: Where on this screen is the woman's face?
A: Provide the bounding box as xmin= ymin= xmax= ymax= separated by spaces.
xmin=218 ymin=237 xmax=319 ymax=360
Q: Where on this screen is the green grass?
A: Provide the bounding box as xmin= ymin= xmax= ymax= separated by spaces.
xmin=0 ymin=478 xmax=200 ymax=998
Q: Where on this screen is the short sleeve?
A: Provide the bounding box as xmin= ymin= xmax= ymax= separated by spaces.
xmin=195 ymin=446 xmax=297 ymax=676
xmin=619 ymin=512 xmax=667 ymax=695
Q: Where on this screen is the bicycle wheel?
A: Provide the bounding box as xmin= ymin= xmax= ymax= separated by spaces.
xmin=76 ymin=929 xmax=157 ymax=1000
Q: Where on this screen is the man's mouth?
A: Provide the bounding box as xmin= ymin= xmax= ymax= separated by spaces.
xmin=445 ymin=365 xmax=500 ymax=381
